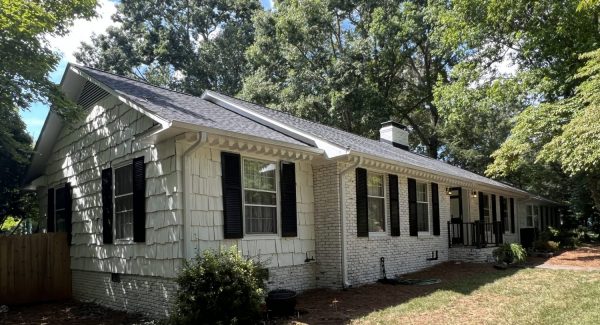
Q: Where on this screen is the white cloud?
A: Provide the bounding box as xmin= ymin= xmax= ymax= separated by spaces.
xmin=47 ymin=0 xmax=118 ymax=63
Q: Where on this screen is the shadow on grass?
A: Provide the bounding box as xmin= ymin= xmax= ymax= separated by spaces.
xmin=288 ymin=262 xmax=524 ymax=324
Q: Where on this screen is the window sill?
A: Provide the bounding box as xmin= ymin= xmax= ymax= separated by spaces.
xmin=242 ymin=234 xmax=280 ymax=241
xmin=368 ymin=232 xmax=389 ymax=240
xmin=418 ymin=232 xmax=433 ymax=239
xmin=113 ymin=239 xmax=136 ymax=245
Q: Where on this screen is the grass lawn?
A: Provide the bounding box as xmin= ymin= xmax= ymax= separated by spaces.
xmin=353 ymin=268 xmax=600 ymax=325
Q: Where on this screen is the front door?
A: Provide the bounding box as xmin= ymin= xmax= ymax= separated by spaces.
xmin=449 ymin=187 xmax=463 ymax=244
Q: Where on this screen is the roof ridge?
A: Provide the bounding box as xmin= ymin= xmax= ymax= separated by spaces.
xmin=73 ymin=63 xmax=206 ymax=100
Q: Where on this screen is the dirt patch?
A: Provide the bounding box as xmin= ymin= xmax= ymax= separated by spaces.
xmin=544 ymin=244 xmax=600 ymax=268
xmin=276 ymin=262 xmax=510 ymax=325
xmin=0 ymin=300 xmax=155 ymax=325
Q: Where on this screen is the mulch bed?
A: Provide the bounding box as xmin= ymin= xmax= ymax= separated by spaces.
xmin=0 ymin=300 xmax=154 ymax=325
xmin=543 ymin=244 xmax=600 ymax=268
xmin=276 ymin=262 xmax=500 ymax=324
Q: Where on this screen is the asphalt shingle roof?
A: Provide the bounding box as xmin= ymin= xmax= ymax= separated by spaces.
xmin=204 ymin=91 xmax=526 ymax=193
xmin=77 ymin=64 xmax=526 ymax=194
xmin=75 ymin=65 xmax=309 ymax=147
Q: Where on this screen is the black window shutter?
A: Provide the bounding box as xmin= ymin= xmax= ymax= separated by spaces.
xmin=389 ymin=174 xmax=400 ymax=236
xmin=64 ymin=183 xmax=72 ymax=244
xmin=355 ymin=168 xmax=368 ymax=237
xmin=431 ymin=182 xmax=440 ymax=236
xmin=47 ymin=188 xmax=55 ymax=233
xmin=101 ymin=168 xmax=113 ymax=244
xmin=491 ymin=194 xmax=497 ymax=223
xmin=221 ymin=152 xmax=243 ymax=239
xmin=280 ymin=162 xmax=297 ymax=237
xmin=408 ymin=178 xmax=418 ymax=236
xmin=510 ymin=198 xmax=516 ymax=233
xmin=478 ymin=192 xmax=485 ymax=222
xmin=132 ymin=157 xmax=146 ymax=243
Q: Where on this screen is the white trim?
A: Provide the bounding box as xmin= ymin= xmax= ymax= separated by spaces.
xmin=416 ymin=181 xmax=430 ymax=234
xmin=202 ymin=91 xmax=348 ymax=158
xmin=241 ymin=157 xmax=280 ymax=236
xmin=112 ymin=162 xmax=134 ymax=242
xmin=366 ymin=171 xmax=386 ymax=234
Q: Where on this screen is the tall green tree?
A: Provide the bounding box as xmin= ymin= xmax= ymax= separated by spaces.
xmin=76 ymin=0 xmax=262 ymax=95
xmin=0 ymin=107 xmax=37 ymax=231
xmin=433 ymin=63 xmax=533 ymax=175
xmin=0 ymin=0 xmax=97 ymax=118
xmin=0 ymin=0 xmax=96 ymax=230
xmin=242 ymin=0 xmax=473 ymax=158
xmin=486 ymin=1 xmax=600 ymax=223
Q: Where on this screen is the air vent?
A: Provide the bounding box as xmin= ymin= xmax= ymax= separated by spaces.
xmin=76 ymin=81 xmax=110 ymax=109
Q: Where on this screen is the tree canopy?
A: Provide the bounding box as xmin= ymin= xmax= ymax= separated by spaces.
xmin=0 ymin=0 xmax=96 ymax=230
xmin=76 ymin=0 xmax=262 ymax=95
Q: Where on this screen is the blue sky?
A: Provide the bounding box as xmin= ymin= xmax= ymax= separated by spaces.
xmin=22 ymin=0 xmax=273 ymax=142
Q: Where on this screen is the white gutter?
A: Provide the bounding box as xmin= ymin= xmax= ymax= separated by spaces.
xmin=342 ymin=150 xmax=531 ymax=199
xmin=339 ymin=157 xmax=361 ymax=288
xmin=180 ymin=132 xmax=207 ymax=260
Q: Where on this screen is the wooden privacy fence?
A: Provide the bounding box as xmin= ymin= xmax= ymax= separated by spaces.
xmin=0 ymin=233 xmax=71 ymax=304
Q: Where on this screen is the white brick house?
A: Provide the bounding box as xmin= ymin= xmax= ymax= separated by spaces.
xmin=25 ymin=64 xmax=560 ymax=317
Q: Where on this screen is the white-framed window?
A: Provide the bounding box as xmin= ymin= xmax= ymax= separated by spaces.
xmin=482 ymin=194 xmax=491 ymax=223
xmin=242 ymin=158 xmax=278 ymax=235
xmin=114 ymin=163 xmax=134 ymax=240
xmin=417 ymin=182 xmax=429 ymax=232
xmin=526 ymin=205 xmax=538 ymax=227
xmin=54 ymin=186 xmax=67 ymax=232
xmin=367 ymin=172 xmax=385 ymax=233
xmin=502 ymin=197 xmax=510 ymax=232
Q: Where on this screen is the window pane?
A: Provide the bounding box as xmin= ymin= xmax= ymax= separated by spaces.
xmin=367 ymin=173 xmax=384 ymax=197
xmin=243 ymin=160 xmax=276 ymax=191
xmin=116 ymin=210 xmax=133 ymax=239
xmin=417 ymin=183 xmax=427 ymax=202
xmin=417 ymin=202 xmax=429 ymax=231
xmin=368 ymin=197 xmax=385 ymax=232
xmin=115 ymin=194 xmax=133 ymax=213
xmin=245 ymin=206 xmax=277 ymax=234
xmin=55 ymin=188 xmax=66 ymax=210
xmin=55 ymin=210 xmax=67 ymax=233
xmin=115 ymin=164 xmax=133 ymax=195
xmin=244 ymin=190 xmax=276 ymax=205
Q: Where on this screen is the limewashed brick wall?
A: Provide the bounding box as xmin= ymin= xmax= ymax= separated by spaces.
xmin=72 ymin=270 xmax=178 ymax=318
xmin=342 ymin=167 xmax=451 ymax=286
xmin=312 ymin=163 xmax=343 ymax=289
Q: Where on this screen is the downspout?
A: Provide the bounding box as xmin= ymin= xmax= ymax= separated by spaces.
xmin=181 ymin=132 xmax=207 ymax=260
xmin=339 ymin=157 xmax=361 ymax=289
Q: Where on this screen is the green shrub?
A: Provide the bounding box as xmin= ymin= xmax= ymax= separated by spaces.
xmin=539 ymin=227 xmax=560 ymax=241
xmin=170 ymin=246 xmax=266 ymax=325
xmin=533 ymin=240 xmax=560 ymax=252
xmin=493 ymin=243 xmax=527 ymax=264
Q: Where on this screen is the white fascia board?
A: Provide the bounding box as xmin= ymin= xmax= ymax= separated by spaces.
xmin=202 ymin=92 xmax=347 ymax=158
xmin=344 ymin=150 xmax=530 ymax=198
xmin=68 ymin=64 xmax=171 ymax=129
xmin=170 ymin=120 xmax=325 ymax=155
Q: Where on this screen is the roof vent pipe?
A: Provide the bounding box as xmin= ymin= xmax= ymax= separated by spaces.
xmin=379 ymin=121 xmax=409 ymax=150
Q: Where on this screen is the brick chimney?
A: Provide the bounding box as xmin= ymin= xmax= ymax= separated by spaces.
xmin=379 ymin=121 xmax=409 ymax=150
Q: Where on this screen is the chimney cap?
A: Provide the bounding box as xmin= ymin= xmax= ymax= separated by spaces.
xmin=381 ymin=121 xmax=407 ymax=130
